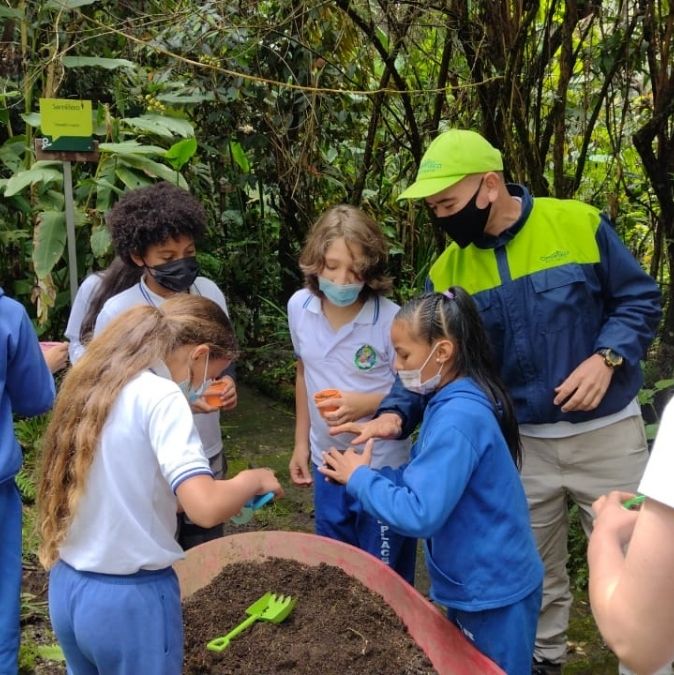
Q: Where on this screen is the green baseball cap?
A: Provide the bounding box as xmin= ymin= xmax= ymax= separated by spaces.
xmin=398 ymin=129 xmax=503 ymax=200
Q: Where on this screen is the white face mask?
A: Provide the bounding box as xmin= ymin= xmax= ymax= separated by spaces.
xmin=178 ymin=350 xmax=211 ymax=403
xmin=398 ymin=342 xmax=445 ymax=395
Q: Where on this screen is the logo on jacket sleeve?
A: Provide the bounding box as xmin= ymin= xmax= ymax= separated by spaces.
xmin=354 ymin=344 xmax=377 ymax=370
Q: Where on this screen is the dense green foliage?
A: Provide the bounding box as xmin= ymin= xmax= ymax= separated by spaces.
xmin=0 ymin=0 xmax=673 ymax=373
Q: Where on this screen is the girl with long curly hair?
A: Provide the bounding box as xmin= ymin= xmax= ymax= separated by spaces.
xmin=38 ymin=294 xmax=282 ymax=675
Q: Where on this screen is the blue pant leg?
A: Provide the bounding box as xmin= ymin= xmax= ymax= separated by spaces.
xmin=50 ymin=563 xmax=182 ymax=675
xmin=0 ymin=480 xmax=21 ymax=675
xmin=49 ymin=562 xmax=98 ymax=675
xmin=312 ymin=464 xmax=358 ymax=544
xmin=351 ymin=501 xmax=417 ymax=585
xmin=446 ymin=584 xmax=542 ymax=675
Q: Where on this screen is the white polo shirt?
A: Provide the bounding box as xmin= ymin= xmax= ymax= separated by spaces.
xmin=65 ymin=272 xmax=102 ymax=363
xmin=639 ymin=398 xmax=674 ymax=509
xmin=94 ymin=276 xmax=229 ymax=459
xmin=59 ymin=366 xmax=212 ymax=574
xmin=288 ymin=288 xmax=411 ymax=469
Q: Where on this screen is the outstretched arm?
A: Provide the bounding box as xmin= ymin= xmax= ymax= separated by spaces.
xmin=589 ymin=492 xmax=674 ymax=673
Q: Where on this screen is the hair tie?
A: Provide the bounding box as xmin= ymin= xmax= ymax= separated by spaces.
xmin=443 ymin=290 xmax=455 ymax=300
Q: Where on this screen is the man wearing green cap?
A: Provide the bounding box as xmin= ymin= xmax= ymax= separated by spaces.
xmin=335 ymin=129 xmax=663 ymax=674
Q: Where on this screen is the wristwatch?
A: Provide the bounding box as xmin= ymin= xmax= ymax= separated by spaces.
xmin=597 ymin=348 xmax=624 ymax=368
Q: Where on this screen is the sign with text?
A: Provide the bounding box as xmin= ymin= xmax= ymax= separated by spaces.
xmin=39 ymin=98 xmax=94 ymax=152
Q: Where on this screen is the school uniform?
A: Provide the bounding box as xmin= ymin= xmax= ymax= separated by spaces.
xmin=347 ymin=377 xmax=544 ymax=674
xmin=94 ymin=276 xmax=231 ymax=547
xmin=94 ymin=276 xmax=228 ymax=465
xmin=287 ymin=288 xmax=416 ymax=582
xmin=49 ymin=363 xmax=211 ymax=674
xmin=0 ymin=290 xmax=55 ymax=674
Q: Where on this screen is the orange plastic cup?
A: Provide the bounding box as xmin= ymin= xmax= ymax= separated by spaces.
xmin=203 ymin=380 xmax=228 ymax=407
xmin=313 ymin=389 xmax=341 ymax=418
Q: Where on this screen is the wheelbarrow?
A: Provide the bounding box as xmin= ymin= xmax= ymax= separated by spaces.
xmin=174 ymin=530 xmax=504 ymax=675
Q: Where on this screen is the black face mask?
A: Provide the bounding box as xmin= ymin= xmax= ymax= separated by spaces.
xmin=433 ymin=179 xmax=492 ymax=248
xmin=147 ymin=256 xmax=199 ymax=292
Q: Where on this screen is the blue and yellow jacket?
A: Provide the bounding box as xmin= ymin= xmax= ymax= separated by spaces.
xmin=384 ymin=185 xmax=661 ymax=430
xmin=0 ymin=289 xmax=55 ymax=483
xmin=348 ymin=377 xmax=543 ymax=611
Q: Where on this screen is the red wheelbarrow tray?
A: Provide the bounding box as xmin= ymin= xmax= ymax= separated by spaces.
xmin=174 ymin=530 xmax=504 ymax=675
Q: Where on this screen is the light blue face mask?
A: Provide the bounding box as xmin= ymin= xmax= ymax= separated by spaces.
xmin=178 ymin=351 xmax=211 ymax=403
xmin=318 ymin=276 xmax=365 ymax=307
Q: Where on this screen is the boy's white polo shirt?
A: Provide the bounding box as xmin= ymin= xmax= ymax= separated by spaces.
xmin=94 ymin=276 xmax=229 ymax=459
xmin=59 ymin=365 xmax=212 ymax=574
xmin=288 ymin=288 xmax=410 ymax=469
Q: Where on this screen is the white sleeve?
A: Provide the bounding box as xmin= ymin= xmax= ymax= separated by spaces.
xmin=639 ymin=399 xmax=674 ymax=509
xmin=93 ymin=301 xmax=113 ymax=336
xmin=147 ymin=388 xmax=212 ymax=492
xmin=65 ymin=274 xmax=102 ymax=362
xmin=286 ymin=293 xmax=301 ymax=357
xmin=194 ymin=277 xmax=229 ymax=317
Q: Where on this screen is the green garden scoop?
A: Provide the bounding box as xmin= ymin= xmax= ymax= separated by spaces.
xmin=206 ymin=592 xmax=296 ymax=652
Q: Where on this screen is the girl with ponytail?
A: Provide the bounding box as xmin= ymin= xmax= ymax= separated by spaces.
xmin=320 ymin=288 xmax=542 ymax=674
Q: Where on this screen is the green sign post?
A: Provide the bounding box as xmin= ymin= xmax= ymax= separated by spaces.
xmin=37 ymin=98 xmax=97 ymax=303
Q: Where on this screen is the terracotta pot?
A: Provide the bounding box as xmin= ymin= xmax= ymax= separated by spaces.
xmin=313 ymin=388 xmax=341 ymax=417
xmin=203 ymin=380 xmax=228 ymax=407
xmin=174 ymin=531 xmax=504 ymax=675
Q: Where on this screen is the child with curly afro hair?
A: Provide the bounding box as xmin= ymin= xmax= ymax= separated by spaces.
xmin=82 ymin=181 xmax=236 ymax=549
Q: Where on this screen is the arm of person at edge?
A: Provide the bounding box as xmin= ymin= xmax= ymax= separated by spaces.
xmin=7 ymin=304 xmax=55 ymax=416
xmin=289 ymin=359 xmax=312 ymax=486
xmin=553 ymin=216 xmax=662 ymax=413
xmin=588 ymin=491 xmax=674 ymax=673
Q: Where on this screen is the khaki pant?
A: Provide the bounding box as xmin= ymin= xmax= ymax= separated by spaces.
xmin=521 ymin=416 xmax=649 ymax=666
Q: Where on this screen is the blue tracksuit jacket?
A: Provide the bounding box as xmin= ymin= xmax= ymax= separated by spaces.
xmin=347 ymin=377 xmax=543 ymax=611
xmin=0 ymin=289 xmax=55 ymax=483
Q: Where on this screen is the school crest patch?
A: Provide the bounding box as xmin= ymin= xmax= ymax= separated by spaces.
xmin=354 ymin=344 xmax=377 ymax=370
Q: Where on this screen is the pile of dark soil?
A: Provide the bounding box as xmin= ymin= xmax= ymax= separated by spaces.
xmin=182 ymin=558 xmax=436 ymax=675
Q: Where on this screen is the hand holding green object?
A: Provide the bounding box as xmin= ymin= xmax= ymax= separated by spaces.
xmin=623 ymin=494 xmax=645 ymax=509
xmin=230 ymin=491 xmax=275 ymax=525
xmin=206 ymin=592 xmax=296 ymax=652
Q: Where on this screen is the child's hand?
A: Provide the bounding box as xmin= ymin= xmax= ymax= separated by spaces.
xmin=189 ymin=398 xmax=222 ymax=414
xmin=212 ymin=376 xmax=237 ymax=410
xmin=592 ymin=491 xmax=640 ymax=547
xmin=40 ymin=341 xmax=69 ymax=373
xmin=328 ymin=413 xmax=402 ymax=444
xmin=289 ymin=446 xmax=312 ymax=486
xmin=191 ymin=376 xmax=237 ymax=413
xmin=246 ymin=467 xmax=285 ymax=499
xmin=320 ymin=391 xmax=376 ymax=426
xmin=318 ymin=440 xmax=373 ymax=484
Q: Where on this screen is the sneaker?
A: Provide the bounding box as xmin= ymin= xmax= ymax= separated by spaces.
xmin=532 ymin=659 xmax=562 ymax=675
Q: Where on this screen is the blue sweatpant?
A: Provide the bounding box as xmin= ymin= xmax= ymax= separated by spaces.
xmin=49 ymin=561 xmax=182 ymax=675
xmin=446 ymin=584 xmax=542 ymax=675
xmin=0 ymin=480 xmax=21 ymax=675
xmin=312 ymin=465 xmax=417 ymax=584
